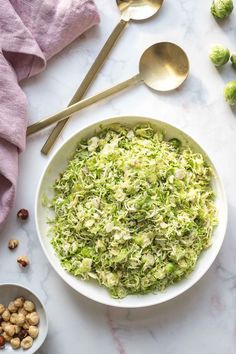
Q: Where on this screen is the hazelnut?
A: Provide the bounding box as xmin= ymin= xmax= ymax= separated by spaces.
xmin=0 ymin=335 xmax=5 ymax=347
xmin=8 ymin=239 xmax=19 ymax=250
xmin=18 ymin=328 xmax=28 ymax=340
xmin=18 ymin=308 xmax=27 ymax=316
xmin=14 ymin=325 xmax=21 ymax=334
xmin=28 ymin=325 xmax=39 ymax=339
xmin=23 ymin=300 xmax=34 ymax=313
xmin=14 ymin=297 xmax=25 ymax=308
xmin=22 ymin=321 xmax=29 ymax=330
xmin=5 ymin=323 xmax=15 ymax=337
xmin=2 ymin=332 xmax=11 ymax=342
xmin=17 ymin=256 xmax=29 ymax=268
xmin=10 ymin=313 xmax=18 ymax=324
xmin=17 ymin=209 xmax=29 ymax=220
xmin=16 ymin=313 xmax=25 ymax=326
xmin=27 ymin=312 xmax=39 ymax=326
xmin=0 ymin=327 xmax=2 ymax=334
xmin=0 ymin=305 xmax=5 ymax=315
xmin=10 ymin=337 xmax=20 ymax=349
xmin=21 ymin=336 xmax=33 ymax=350
xmin=2 ymin=309 xmax=10 ymax=321
xmin=1 ymin=322 xmax=7 ymax=331
xmin=8 ymin=301 xmax=18 ymax=313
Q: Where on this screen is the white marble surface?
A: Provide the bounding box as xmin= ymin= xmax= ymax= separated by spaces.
xmin=1 ymin=0 xmax=236 ymax=353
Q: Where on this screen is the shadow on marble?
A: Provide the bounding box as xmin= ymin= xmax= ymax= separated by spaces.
xmin=212 ymin=15 xmax=235 ymax=41
xmin=182 ymin=74 xmax=209 ymax=105
xmin=229 ymin=104 xmax=236 ymax=116
xmin=50 ymin=260 xmax=220 ymax=323
xmin=148 ymin=74 xmax=208 ymax=106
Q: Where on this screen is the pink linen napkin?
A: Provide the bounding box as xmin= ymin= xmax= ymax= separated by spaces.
xmin=0 ymin=0 xmax=100 ymax=229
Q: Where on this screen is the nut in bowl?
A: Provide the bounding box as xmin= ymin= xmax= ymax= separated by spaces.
xmin=0 ymin=284 xmax=48 ymax=353
xmin=36 ymin=116 xmax=227 ymax=308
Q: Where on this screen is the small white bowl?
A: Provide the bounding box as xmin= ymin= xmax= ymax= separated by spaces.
xmin=35 ymin=116 xmax=228 ymax=308
xmin=0 ymin=283 xmax=48 ymax=353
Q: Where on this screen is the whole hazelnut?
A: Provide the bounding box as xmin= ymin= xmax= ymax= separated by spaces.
xmin=17 ymin=209 xmax=29 ymax=220
xmin=10 ymin=313 xmax=18 ymax=324
xmin=10 ymin=337 xmax=20 ymax=349
xmin=27 ymin=312 xmax=39 ymax=326
xmin=5 ymin=323 xmax=15 ymax=337
xmin=17 ymin=256 xmax=29 ymax=268
xmin=18 ymin=308 xmax=27 ymax=316
xmin=8 ymin=301 xmax=18 ymax=313
xmin=8 ymin=239 xmax=19 ymax=250
xmin=1 ymin=322 xmax=7 ymax=331
xmin=14 ymin=297 xmax=25 ymax=308
xmin=2 ymin=309 xmax=10 ymax=322
xmin=21 ymin=336 xmax=33 ymax=350
xmin=23 ymin=300 xmax=34 ymax=313
xmin=23 ymin=322 xmax=29 ymax=330
xmin=0 ymin=335 xmax=5 ymax=347
xmin=2 ymin=332 xmax=11 ymax=342
xmin=16 ymin=313 xmax=25 ymax=326
xmin=28 ymin=325 xmax=39 ymax=339
xmin=0 ymin=305 xmax=5 ymax=315
xmin=18 ymin=328 xmax=28 ymax=340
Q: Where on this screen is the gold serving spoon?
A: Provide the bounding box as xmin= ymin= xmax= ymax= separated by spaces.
xmin=27 ymin=42 xmax=189 ymax=136
xmin=41 ymin=0 xmax=164 ymax=155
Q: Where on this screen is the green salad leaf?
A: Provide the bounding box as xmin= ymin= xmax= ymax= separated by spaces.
xmin=48 ymin=124 xmax=218 ymax=298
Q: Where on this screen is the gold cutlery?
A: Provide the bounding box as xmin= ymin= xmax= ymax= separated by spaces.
xmin=27 ymin=42 xmax=189 ymax=136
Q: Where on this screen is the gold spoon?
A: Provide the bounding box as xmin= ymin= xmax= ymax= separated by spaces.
xmin=27 ymin=42 xmax=189 ymax=136
xmin=116 ymin=0 xmax=163 ymax=21
xmin=41 ymin=0 xmax=164 ymax=155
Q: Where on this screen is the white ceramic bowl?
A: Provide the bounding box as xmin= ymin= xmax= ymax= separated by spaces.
xmin=0 ymin=283 xmax=48 ymax=353
xmin=35 ymin=116 xmax=227 ymax=308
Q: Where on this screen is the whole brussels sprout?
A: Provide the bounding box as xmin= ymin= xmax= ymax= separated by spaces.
xmin=209 ymin=44 xmax=230 ymax=66
xmin=230 ymin=52 xmax=236 ymax=69
xmin=224 ymin=81 xmax=236 ymax=105
xmin=211 ymin=0 xmax=234 ymax=19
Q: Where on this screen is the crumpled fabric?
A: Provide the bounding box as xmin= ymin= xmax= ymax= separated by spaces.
xmin=0 ymin=0 xmax=100 ymax=228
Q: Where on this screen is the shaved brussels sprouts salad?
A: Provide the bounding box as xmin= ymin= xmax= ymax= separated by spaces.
xmin=48 ymin=124 xmax=217 ymax=298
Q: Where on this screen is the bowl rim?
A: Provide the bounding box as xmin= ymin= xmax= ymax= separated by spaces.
xmin=0 ymin=282 xmax=48 ymax=351
xmin=35 ymin=115 xmax=228 ymax=308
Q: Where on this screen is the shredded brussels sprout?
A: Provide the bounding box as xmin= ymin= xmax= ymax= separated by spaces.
xmin=48 ymin=124 xmax=218 ymax=298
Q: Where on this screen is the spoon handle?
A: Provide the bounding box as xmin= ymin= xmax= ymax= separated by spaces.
xmin=41 ymin=19 xmax=128 ymax=155
xmin=27 ymin=74 xmax=141 ymax=136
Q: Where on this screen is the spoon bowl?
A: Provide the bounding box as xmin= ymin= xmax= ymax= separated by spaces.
xmin=117 ymin=0 xmax=164 ymax=21
xmin=140 ymin=42 xmax=190 ymax=91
